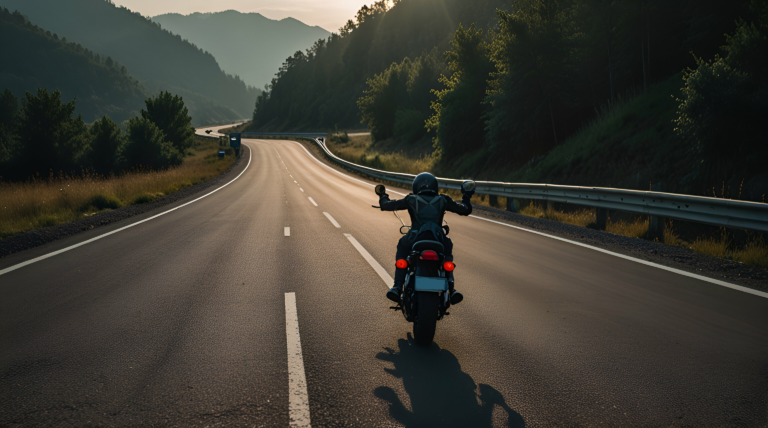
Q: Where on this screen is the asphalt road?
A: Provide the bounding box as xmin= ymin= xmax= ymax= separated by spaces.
xmin=1 ymin=135 xmax=767 ymax=427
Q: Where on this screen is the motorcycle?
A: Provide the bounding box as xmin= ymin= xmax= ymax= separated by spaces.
xmin=373 ymin=180 xmax=476 ymax=346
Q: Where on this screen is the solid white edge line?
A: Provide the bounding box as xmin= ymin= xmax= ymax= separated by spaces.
xmin=287 ymin=140 xmax=406 ymax=196
xmin=344 ymin=233 xmax=392 ymax=287
xmin=0 ymin=145 xmax=253 ymax=277
xmin=323 ymin=212 xmax=341 ymax=228
xmin=308 ymin=197 xmax=318 ymax=207
xmin=284 ymin=292 xmax=312 ymax=428
xmin=284 ymin=227 xmax=291 ymax=237
xmin=282 ymin=139 xmax=768 ymax=299
xmin=469 ymin=215 xmax=768 ymax=299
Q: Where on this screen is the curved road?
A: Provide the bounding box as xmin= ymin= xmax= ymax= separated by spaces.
xmin=1 ymin=136 xmax=767 ymax=427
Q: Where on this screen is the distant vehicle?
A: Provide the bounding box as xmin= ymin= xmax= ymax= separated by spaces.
xmin=205 ymin=130 xmax=212 ymax=134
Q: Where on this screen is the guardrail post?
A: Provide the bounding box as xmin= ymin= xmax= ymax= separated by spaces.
xmin=595 ymin=208 xmax=608 ymax=230
xmin=546 ymin=200 xmax=554 ymax=211
xmin=489 ymin=195 xmax=498 ymax=207
xmin=647 ymin=183 xmax=665 ymax=241
xmin=506 ymin=197 xmax=516 ymax=212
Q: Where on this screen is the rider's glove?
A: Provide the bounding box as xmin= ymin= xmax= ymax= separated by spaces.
xmin=378 ymin=193 xmax=390 ymax=209
xmin=461 ymin=190 xmax=475 ymax=198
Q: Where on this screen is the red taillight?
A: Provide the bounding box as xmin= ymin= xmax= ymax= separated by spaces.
xmin=396 ymin=259 xmax=408 ymax=269
xmin=443 ymin=261 xmax=455 ymax=271
xmin=421 ymin=250 xmax=438 ymax=261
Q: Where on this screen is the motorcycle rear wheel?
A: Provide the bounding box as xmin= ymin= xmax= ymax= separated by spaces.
xmin=413 ymin=292 xmax=439 ymax=346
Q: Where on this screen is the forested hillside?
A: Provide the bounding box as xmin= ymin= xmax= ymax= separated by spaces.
xmin=152 ymin=11 xmax=330 ymax=89
xmin=256 ymin=0 xmax=766 ymax=198
xmin=0 ymin=8 xmax=146 ymax=123
xmin=251 ymin=0 xmax=747 ymax=132
xmin=250 ymin=0 xmax=510 ymax=131
xmin=2 ymin=0 xmax=260 ymax=121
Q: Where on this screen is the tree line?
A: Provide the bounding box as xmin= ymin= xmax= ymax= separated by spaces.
xmin=3 ymin=0 xmax=260 ymax=120
xmin=0 ymin=7 xmax=147 ymax=124
xmin=253 ymin=0 xmax=765 ymax=189
xmin=0 ymin=89 xmax=195 ymax=180
xmin=250 ymin=0 xmax=509 ymax=131
xmin=360 ymin=0 xmax=762 ymax=161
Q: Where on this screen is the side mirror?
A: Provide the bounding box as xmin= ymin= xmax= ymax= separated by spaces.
xmin=461 ymin=180 xmax=476 ymax=193
xmin=375 ymin=184 xmax=386 ymax=196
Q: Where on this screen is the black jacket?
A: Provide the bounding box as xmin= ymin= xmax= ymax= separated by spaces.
xmin=379 ymin=193 xmax=472 ymax=231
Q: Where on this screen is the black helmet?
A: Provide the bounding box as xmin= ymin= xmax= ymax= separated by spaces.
xmin=412 ymin=172 xmax=438 ymax=195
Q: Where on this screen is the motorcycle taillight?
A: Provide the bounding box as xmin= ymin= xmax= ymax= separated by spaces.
xmin=421 ymin=250 xmax=439 ymax=261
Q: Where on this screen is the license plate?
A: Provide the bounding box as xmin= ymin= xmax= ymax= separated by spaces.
xmin=414 ymin=276 xmax=448 ymax=292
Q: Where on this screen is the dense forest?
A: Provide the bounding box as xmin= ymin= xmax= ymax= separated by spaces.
xmin=0 ymin=8 xmax=147 ymax=124
xmin=3 ymin=0 xmax=260 ymax=121
xmin=250 ymin=0 xmax=509 ymax=130
xmin=1 ymin=87 xmax=195 ymax=180
xmin=254 ymin=0 xmax=766 ymax=197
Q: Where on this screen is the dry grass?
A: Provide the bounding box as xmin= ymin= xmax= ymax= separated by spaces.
xmin=689 ymin=232 xmax=768 ymax=267
xmin=327 ymin=134 xmax=436 ymax=175
xmin=606 ymin=217 xmax=649 ymax=239
xmin=514 ymin=205 xmax=768 ymax=268
xmin=518 ymin=202 xmax=595 ymax=227
xmin=0 ymin=138 xmax=235 ymax=239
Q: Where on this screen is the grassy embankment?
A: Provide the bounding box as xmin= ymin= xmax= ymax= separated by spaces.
xmin=323 ymin=77 xmax=767 ymax=267
xmin=0 ymin=137 xmax=236 ymax=239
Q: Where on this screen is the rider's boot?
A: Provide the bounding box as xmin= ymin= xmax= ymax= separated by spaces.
xmin=387 ymin=280 xmax=404 ymax=303
xmin=446 ymin=272 xmax=463 ymax=305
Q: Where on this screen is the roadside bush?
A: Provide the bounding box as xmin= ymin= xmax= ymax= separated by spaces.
xmin=86 ymin=193 xmax=122 ymax=210
xmin=123 ymin=117 xmax=182 ymax=169
xmin=329 ymin=132 xmax=350 ymax=144
xmin=89 ymin=115 xmax=125 ymax=174
xmin=131 ymin=193 xmax=159 ymax=204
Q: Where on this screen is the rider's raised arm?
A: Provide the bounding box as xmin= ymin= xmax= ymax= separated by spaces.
xmin=444 ymin=194 xmax=472 ymax=216
xmin=379 ymin=193 xmax=409 ymax=211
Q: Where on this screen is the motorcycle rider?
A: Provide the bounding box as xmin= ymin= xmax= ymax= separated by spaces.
xmin=378 ymin=172 xmax=474 ymax=305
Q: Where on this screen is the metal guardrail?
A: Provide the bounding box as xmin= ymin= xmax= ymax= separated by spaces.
xmin=242 ymin=132 xmax=768 ymax=233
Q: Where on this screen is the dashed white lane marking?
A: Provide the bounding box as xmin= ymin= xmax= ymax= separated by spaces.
xmin=300 ymin=188 xmax=304 ymax=192
xmin=0 ymin=147 xmax=253 ymax=277
xmin=323 ymin=212 xmax=341 ymax=228
xmin=344 ymin=234 xmax=391 ymax=287
xmin=284 ymin=227 xmax=291 ymax=237
xmin=285 ymin=140 xmax=766 ymax=300
xmin=285 ymin=292 xmax=311 ymax=428
xmin=308 ymin=197 xmax=318 ymax=206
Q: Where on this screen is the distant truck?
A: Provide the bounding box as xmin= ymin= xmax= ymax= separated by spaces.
xmin=229 ymin=133 xmax=241 ymax=156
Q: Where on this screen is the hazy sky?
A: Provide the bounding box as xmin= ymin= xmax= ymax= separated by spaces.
xmin=113 ymin=0 xmax=364 ymax=32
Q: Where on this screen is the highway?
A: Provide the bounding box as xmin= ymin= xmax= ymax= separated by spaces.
xmin=1 ymin=132 xmax=767 ymax=426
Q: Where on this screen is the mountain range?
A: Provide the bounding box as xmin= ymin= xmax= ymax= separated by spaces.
xmin=152 ymin=11 xmax=331 ymax=89
xmin=1 ymin=7 xmax=146 ymax=124
xmin=1 ymin=0 xmax=260 ymax=124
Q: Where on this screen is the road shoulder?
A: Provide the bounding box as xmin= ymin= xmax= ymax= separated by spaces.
xmin=0 ymin=146 xmax=250 ymax=262
xmin=290 ymin=137 xmax=768 ymax=293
